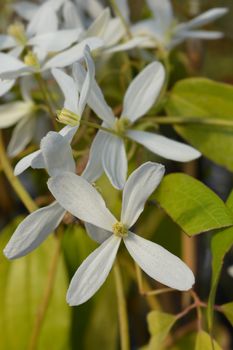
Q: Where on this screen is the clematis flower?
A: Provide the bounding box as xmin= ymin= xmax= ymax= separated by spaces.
xmin=48 ymin=162 xmax=195 ymax=306
xmin=74 ymin=60 xmax=201 ymax=189
xmin=115 ymin=0 xmax=228 ymax=50
xmin=13 ymin=45 xmax=94 ymax=174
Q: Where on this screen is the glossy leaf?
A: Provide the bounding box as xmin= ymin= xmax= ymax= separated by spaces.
xmin=195 ymin=331 xmax=222 ymax=350
xmin=166 ymin=78 xmax=233 ymax=171
xmin=207 ymin=190 xmax=233 ymax=329
xmin=0 ymin=217 xmax=71 ymax=350
xmin=154 ymin=173 xmax=233 ymax=236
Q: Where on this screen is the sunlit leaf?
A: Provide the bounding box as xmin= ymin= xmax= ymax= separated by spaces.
xmin=166 ymin=78 xmax=233 ymax=171
xmin=195 ymin=331 xmax=222 ymax=350
xmin=207 ymin=190 xmax=233 ymax=330
xmin=221 ymin=302 xmax=233 ymax=326
xmin=154 ymin=173 xmax=233 ymax=236
xmin=0 ymin=217 xmax=71 ymax=350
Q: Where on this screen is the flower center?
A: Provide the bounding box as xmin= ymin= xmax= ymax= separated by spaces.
xmin=8 ymin=22 xmax=27 ymax=45
xmin=24 ymin=51 xmax=40 ymax=69
xmin=112 ymin=221 xmax=128 ymax=238
xmin=56 ymin=108 xmax=81 ymax=126
xmin=114 ymin=117 xmax=131 ymax=136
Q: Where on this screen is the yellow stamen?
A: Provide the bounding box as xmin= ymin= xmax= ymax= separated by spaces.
xmin=8 ymin=22 xmax=27 ymax=45
xmin=112 ymin=221 xmax=128 ymax=238
xmin=56 ymin=108 xmax=80 ymax=126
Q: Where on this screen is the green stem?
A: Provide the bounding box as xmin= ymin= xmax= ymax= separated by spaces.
xmin=0 ymin=131 xmax=37 ymax=213
xmin=109 ymin=0 xmax=132 ymax=39
xmin=80 ymin=120 xmax=118 ymax=135
xmin=142 ymin=116 xmax=233 ymax=128
xmin=114 ymin=260 xmax=130 ymax=350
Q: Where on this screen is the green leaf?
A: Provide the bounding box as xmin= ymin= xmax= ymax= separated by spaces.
xmin=0 ymin=217 xmax=71 ymax=350
xmin=195 ymin=331 xmax=222 ymax=350
xmin=146 ymin=310 xmax=176 ymax=349
xmin=166 ymin=78 xmax=233 ymax=171
xmin=154 ymin=173 xmax=233 ymax=236
xmin=221 ymin=302 xmax=233 ymax=326
xmin=207 ymin=190 xmax=233 ymax=330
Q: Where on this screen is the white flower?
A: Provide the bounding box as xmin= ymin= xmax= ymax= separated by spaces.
xmin=0 ymin=37 xmax=102 ymax=96
xmin=115 ymin=0 xmax=228 ymax=50
xmin=48 ymin=162 xmax=195 ymax=305
xmin=75 ymin=60 xmax=201 ymax=189
xmin=11 ymin=45 xmax=94 ymax=171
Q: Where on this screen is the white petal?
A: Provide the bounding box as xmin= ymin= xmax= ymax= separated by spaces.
xmin=4 ymin=201 xmax=65 ymax=259
xmin=41 ymin=131 xmax=76 ymax=177
xmin=84 ymin=222 xmax=112 ymax=244
xmin=7 ymin=116 xmax=36 ymax=158
xmin=0 ymin=79 xmax=15 ymax=97
xmin=176 ymin=8 xmax=228 ymax=32
xmin=44 ymin=37 xmax=103 ymax=70
xmin=0 ymin=101 xmax=33 ymax=128
xmin=63 ymin=0 xmax=83 ymax=29
xmin=27 ymin=3 xmax=58 ymax=36
xmin=78 ymin=46 xmax=95 ymax=116
xmin=175 ymin=30 xmax=224 ymax=40
xmin=73 ymin=62 xmax=115 ymax=127
xmin=13 ymin=1 xmax=39 ymax=21
xmin=102 ymin=18 xmax=125 ymax=47
xmin=122 ymin=62 xmax=165 ymax=122
xmin=127 ymin=130 xmax=201 ymax=162
xmin=114 ymin=0 xmax=130 ymax=22
xmin=59 ymin=125 xmax=78 ymax=142
xmin=85 ymin=8 xmax=110 ymax=38
xmin=146 ymin=0 xmax=173 ymax=28
xmin=81 ymin=130 xmax=106 ymax=183
xmin=66 ymin=235 xmax=121 ymax=305
xmin=0 ymin=53 xmax=28 ymax=77
xmin=124 ymin=232 xmax=195 ymax=291
xmin=14 ymin=150 xmax=41 ymax=176
xmin=82 ymin=0 xmax=104 ymax=19
xmin=28 ymin=29 xmax=82 ymax=53
xmin=0 ymin=35 xmax=16 ymax=50
xmin=121 ymin=162 xmax=165 ymax=227
xmin=52 ymin=68 xmax=78 ymax=113
xmin=102 ymin=134 xmax=127 ymax=190
xmin=105 ymin=37 xmax=145 ymax=54
xmin=48 ymin=172 xmax=116 ymax=231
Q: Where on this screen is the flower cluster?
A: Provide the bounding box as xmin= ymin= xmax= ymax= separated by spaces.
xmin=1 ymin=0 xmax=228 ymax=306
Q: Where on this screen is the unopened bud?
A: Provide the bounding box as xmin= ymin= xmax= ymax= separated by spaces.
xmin=57 ymin=108 xmax=80 ymax=126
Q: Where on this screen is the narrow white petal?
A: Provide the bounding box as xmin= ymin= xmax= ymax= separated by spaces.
xmin=63 ymin=0 xmax=83 ymax=29
xmin=122 ymin=62 xmax=165 ymax=122
xmin=44 ymin=37 xmax=103 ymax=70
xmin=105 ymin=37 xmax=145 ymax=54
xmin=14 ymin=150 xmax=41 ymax=176
xmin=176 ymin=30 xmax=224 ymax=40
xmin=81 ymin=130 xmax=106 ymax=183
xmin=41 ymin=132 xmax=76 ymax=177
xmin=175 ymin=8 xmax=228 ymax=32
xmin=102 ymin=18 xmax=125 ymax=47
xmin=127 ymin=130 xmax=201 ymax=162
xmin=78 ymin=46 xmax=95 ymax=116
xmin=13 ymin=1 xmax=39 ymax=21
xmin=28 ymin=29 xmax=82 ymax=53
xmin=27 ymin=3 xmax=58 ymax=36
xmin=67 ymin=235 xmax=121 ymax=305
xmin=83 ymin=0 xmax=104 ymax=19
xmin=48 ymin=172 xmax=116 ymax=231
xmin=52 ymin=68 xmax=78 ymax=113
xmin=0 ymin=79 xmax=15 ymax=97
xmin=7 ymin=116 xmax=36 ymax=158
xmin=0 ymin=35 xmax=16 ymax=50
xmin=0 ymin=53 xmax=28 ymax=75
xmin=114 ymin=0 xmax=130 ymax=23
xmin=73 ymin=62 xmax=115 ymax=126
xmin=121 ymin=162 xmax=165 ymax=227
xmin=102 ymin=134 xmax=127 ymax=190
xmin=0 ymin=101 xmax=33 ymax=128
xmin=84 ymin=8 xmax=110 ymax=38
xmin=146 ymin=0 xmax=173 ymax=28
xmin=59 ymin=125 xmax=78 ymax=142
xmin=84 ymin=222 xmax=112 ymax=244
xmin=124 ymin=232 xmax=195 ymax=291
xmin=4 ymin=202 xmax=65 ymax=259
